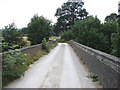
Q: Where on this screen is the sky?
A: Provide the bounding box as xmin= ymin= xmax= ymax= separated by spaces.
xmin=0 ymin=0 xmax=119 ymax=29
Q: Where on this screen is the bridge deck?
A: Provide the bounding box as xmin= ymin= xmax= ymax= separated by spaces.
xmin=5 ymin=43 xmax=102 ymax=88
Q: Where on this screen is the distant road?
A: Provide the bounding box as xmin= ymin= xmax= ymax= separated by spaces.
xmin=6 ymin=43 xmax=101 ymax=88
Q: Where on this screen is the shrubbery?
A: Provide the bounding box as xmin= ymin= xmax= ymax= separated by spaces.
xmin=42 ymin=38 xmax=49 ymax=52
xmin=2 ymin=38 xmax=58 ymax=86
xmin=2 ymin=41 xmax=27 ymax=52
xmin=2 ymin=49 xmax=28 ymax=86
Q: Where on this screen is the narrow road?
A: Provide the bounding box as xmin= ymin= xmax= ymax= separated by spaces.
xmin=6 ymin=43 xmax=101 ymax=88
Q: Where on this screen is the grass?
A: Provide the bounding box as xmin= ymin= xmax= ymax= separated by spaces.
xmin=87 ymin=73 xmax=98 ymax=82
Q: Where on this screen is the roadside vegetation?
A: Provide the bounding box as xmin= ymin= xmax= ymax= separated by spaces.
xmin=2 ymin=38 xmax=58 ymax=87
xmin=1 ymin=0 xmax=120 ymax=87
xmin=1 ymin=15 xmax=58 ymax=86
xmin=2 ymin=50 xmax=28 ymax=86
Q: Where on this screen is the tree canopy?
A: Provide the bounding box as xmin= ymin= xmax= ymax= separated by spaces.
xmin=2 ymin=23 xmax=22 ymax=45
xmin=71 ymin=16 xmax=109 ymax=52
xmin=54 ymin=1 xmax=88 ymax=35
xmin=104 ymin=13 xmax=117 ymax=22
xmin=72 ymin=16 xmax=101 ymax=38
xmin=111 ymin=15 xmax=120 ymax=57
xmin=20 ymin=27 xmax=28 ymax=36
xmin=27 ymin=15 xmax=53 ymax=45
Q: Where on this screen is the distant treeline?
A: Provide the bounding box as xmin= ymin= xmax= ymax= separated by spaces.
xmin=54 ymin=1 xmax=120 ymax=57
xmin=1 ymin=1 xmax=120 ymax=57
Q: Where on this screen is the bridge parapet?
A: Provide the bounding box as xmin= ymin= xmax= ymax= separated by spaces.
xmin=72 ymin=40 xmax=120 ymax=72
xmin=70 ymin=40 xmax=120 ymax=88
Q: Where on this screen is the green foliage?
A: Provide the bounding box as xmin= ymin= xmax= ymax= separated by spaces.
xmin=55 ymin=1 xmax=88 ymax=35
xmin=2 ymin=49 xmax=28 ymax=86
xmin=102 ymin=13 xmax=119 ymax=55
xmin=53 ymin=24 xmax=61 ymax=36
xmin=27 ymin=15 xmax=53 ymax=45
xmin=2 ymin=41 xmax=27 ymax=52
xmin=72 ymin=16 xmax=108 ymax=52
xmin=61 ymin=31 xmax=74 ymax=41
xmin=2 ymin=23 xmax=27 ymax=52
xmin=20 ymin=27 xmax=28 ymax=36
xmin=101 ymin=21 xmax=118 ymax=37
xmin=70 ymin=15 xmax=119 ymax=56
xmin=104 ymin=13 xmax=117 ymax=22
xmin=2 ymin=43 xmax=11 ymax=52
xmin=18 ymin=41 xmax=27 ymax=48
xmin=0 ymin=37 xmax=4 ymax=42
xmin=111 ymin=17 xmax=120 ymax=57
xmin=88 ymin=73 xmax=98 ymax=82
xmin=100 ymin=21 xmax=118 ymax=53
xmin=42 ymin=38 xmax=49 ymax=52
xmin=3 ymin=23 xmax=22 ymax=45
xmin=72 ymin=16 xmax=101 ymax=38
xmin=76 ymin=28 xmax=108 ymax=52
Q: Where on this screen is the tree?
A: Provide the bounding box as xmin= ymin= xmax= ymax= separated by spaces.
xmin=72 ymin=16 xmax=101 ymax=38
xmin=20 ymin=27 xmax=28 ymax=36
xmin=111 ymin=15 xmax=120 ymax=57
xmin=61 ymin=31 xmax=74 ymax=41
xmin=2 ymin=23 xmax=22 ymax=45
xmin=101 ymin=20 xmax=118 ymax=53
xmin=27 ymin=15 xmax=53 ymax=45
xmin=53 ymin=23 xmax=61 ymax=36
xmin=104 ymin=13 xmax=117 ymax=22
xmin=72 ymin=16 xmax=109 ymax=53
xmin=76 ymin=28 xmax=108 ymax=52
xmin=55 ymin=1 xmax=88 ymax=35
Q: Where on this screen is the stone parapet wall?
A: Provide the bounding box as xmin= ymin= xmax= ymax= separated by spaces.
xmin=1 ymin=40 xmax=56 ymax=62
xmin=70 ymin=40 xmax=120 ymax=88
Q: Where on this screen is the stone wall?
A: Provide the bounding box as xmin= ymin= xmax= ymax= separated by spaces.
xmin=70 ymin=40 xmax=120 ymax=88
xmin=1 ymin=40 xmax=56 ymax=61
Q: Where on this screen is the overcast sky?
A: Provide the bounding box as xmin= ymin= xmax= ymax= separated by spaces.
xmin=0 ymin=0 xmax=119 ymax=29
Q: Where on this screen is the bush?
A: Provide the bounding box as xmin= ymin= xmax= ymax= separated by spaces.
xmin=61 ymin=31 xmax=74 ymax=41
xmin=2 ymin=43 xmax=10 ymax=52
xmin=42 ymin=38 xmax=49 ymax=52
xmin=18 ymin=41 xmax=27 ymax=48
xmin=2 ymin=49 xmax=28 ymax=86
xmin=88 ymin=73 xmax=98 ymax=82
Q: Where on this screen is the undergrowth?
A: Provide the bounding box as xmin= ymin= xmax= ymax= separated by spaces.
xmin=87 ymin=73 xmax=98 ymax=82
xmin=2 ymin=49 xmax=28 ymax=86
xmin=2 ymin=41 xmax=58 ymax=87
